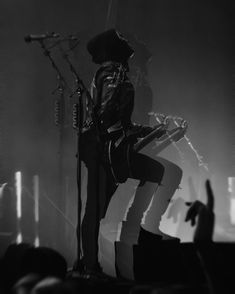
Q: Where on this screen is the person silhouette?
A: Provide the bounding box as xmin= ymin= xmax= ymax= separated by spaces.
xmin=79 ymin=29 xmax=187 ymax=277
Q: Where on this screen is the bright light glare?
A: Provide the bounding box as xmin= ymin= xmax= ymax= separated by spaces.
xmin=33 ymin=175 xmax=39 ymax=223
xmin=33 ymin=175 xmax=40 ymax=247
xmin=230 ymin=199 xmax=235 ymax=225
xmin=34 ymin=236 xmax=40 ymax=247
xmin=16 ymin=233 xmax=22 ymax=244
xmin=228 ymin=177 xmax=235 ymax=194
xmin=15 ymin=171 xmax=22 ymax=219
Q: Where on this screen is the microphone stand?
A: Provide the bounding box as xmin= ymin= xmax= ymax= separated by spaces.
xmin=38 ymin=40 xmax=71 ymax=252
xmin=39 ymin=40 xmax=71 ymax=93
xmin=58 ymin=45 xmax=93 ymax=272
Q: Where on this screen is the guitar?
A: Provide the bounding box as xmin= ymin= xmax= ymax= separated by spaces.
xmin=107 ymin=119 xmax=187 ymax=183
xmin=136 ymin=120 xmax=188 ymax=153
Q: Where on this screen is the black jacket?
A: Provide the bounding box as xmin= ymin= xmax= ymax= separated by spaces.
xmin=84 ymin=61 xmax=165 ymax=140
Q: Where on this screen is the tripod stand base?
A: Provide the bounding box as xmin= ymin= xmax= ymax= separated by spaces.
xmin=72 ymin=258 xmax=85 ymax=274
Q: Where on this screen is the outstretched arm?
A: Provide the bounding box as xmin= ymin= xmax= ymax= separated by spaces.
xmin=185 ymin=180 xmax=215 ymax=242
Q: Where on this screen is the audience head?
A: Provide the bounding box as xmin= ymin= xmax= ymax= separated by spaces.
xmin=1 ymin=242 xmax=33 ymax=290
xmin=12 ymin=273 xmax=41 ymax=294
xmin=20 ymin=246 xmax=67 ymax=280
xmin=30 ymin=277 xmax=62 ymax=294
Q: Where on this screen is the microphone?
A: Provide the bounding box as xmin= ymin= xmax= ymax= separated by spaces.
xmin=24 ymin=32 xmax=60 ymax=43
xmin=46 ymin=35 xmax=80 ymax=50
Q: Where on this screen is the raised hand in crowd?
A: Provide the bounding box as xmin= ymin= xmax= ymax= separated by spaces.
xmin=185 ymin=180 xmax=215 ymax=242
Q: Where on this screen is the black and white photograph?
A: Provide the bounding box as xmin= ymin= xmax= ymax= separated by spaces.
xmin=0 ymin=0 xmax=234 ymax=293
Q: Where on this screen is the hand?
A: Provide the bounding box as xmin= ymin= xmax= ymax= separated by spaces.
xmin=172 ymin=120 xmax=188 ymax=142
xmin=185 ymin=180 xmax=215 ymax=242
xmin=185 ymin=200 xmax=205 ymax=226
xmin=162 ymin=116 xmax=171 ymax=130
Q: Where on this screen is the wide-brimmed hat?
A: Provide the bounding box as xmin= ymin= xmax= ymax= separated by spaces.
xmin=87 ymin=29 xmax=134 ymax=64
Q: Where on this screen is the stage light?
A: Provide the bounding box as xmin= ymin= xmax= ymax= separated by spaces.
xmin=15 ymin=171 xmax=22 ymax=219
xmin=228 ymin=177 xmax=235 ymax=194
xmin=228 ymin=177 xmax=235 ymax=225
xmin=15 ymin=171 xmax=22 ymax=243
xmin=16 ymin=233 xmax=23 ymax=244
xmin=33 ymin=175 xmax=39 ymax=223
xmin=33 ymin=175 xmax=40 ymax=246
xmin=0 ymin=183 xmax=7 ymax=198
xmin=34 ymin=236 xmax=40 ymax=247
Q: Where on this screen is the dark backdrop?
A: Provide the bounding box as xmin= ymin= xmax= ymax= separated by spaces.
xmin=0 ymin=0 xmax=233 ymax=269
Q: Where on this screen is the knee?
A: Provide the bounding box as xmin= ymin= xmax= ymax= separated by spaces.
xmin=172 ymin=164 xmax=183 ymax=183
xmin=140 ymin=162 xmax=165 ymax=186
xmin=169 ymin=163 xmax=182 ymax=184
xmin=157 ymin=163 xmax=165 ymax=181
xmin=154 ymin=162 xmax=165 ymax=184
xmin=161 ymin=162 xmax=183 ymax=188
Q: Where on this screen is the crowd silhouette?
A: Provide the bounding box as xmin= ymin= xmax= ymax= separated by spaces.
xmin=1 ymin=179 xmax=234 ymax=294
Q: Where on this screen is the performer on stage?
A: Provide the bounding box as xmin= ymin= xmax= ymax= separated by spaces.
xmin=80 ymin=29 xmax=186 ymax=276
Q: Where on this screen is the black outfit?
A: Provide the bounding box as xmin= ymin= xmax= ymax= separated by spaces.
xmin=80 ymin=60 xmax=165 ymax=272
